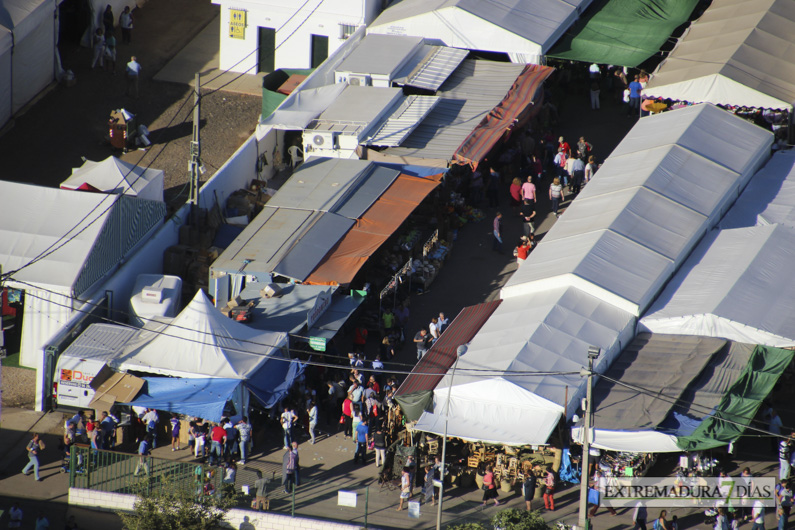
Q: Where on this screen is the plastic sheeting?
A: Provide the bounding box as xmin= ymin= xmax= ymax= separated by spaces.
xmin=61 ymin=156 xmax=165 ymax=202
xmin=453 ymin=64 xmax=553 ymax=168
xmin=676 ymin=345 xmax=794 ymax=450
xmin=644 ymin=0 xmax=795 ymax=109
xmin=415 ymin=287 xmax=635 ymax=446
xmin=116 ymin=290 xmax=289 ymax=379
xmin=305 ymin=173 xmax=441 ymax=285
xmin=548 ymin=0 xmax=699 ymax=67
xmin=127 ymin=377 xmax=241 ymax=422
xmin=721 ymin=150 xmax=795 ymax=229
xmin=501 ymin=104 xmax=772 ymax=317
xmin=640 ymin=225 xmax=795 ymax=347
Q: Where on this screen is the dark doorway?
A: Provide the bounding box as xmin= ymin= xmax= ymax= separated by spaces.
xmin=310 ymin=34 xmax=328 ymax=68
xmin=257 ymin=27 xmax=276 ymax=73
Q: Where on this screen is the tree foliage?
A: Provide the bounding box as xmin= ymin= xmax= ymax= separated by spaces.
xmin=447 ymin=508 xmax=551 ymax=530
xmin=118 ymin=477 xmax=241 ymax=530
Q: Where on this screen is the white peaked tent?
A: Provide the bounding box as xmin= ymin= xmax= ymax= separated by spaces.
xmin=61 ymin=156 xmax=165 ymax=202
xmin=0 ymin=0 xmax=60 ymax=129
xmin=640 ymin=225 xmax=795 ymax=347
xmin=643 ymin=0 xmax=795 ymax=109
xmin=116 ymin=290 xmax=289 ymax=379
xmin=721 ymin=150 xmax=795 ymax=229
xmin=414 ymin=287 xmax=635 ymax=445
xmin=501 ymin=104 xmax=772 ymax=316
xmin=367 ymin=0 xmax=592 ymax=64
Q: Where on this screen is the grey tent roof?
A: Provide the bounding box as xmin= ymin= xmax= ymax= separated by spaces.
xmin=592 ymin=334 xmax=727 ymax=431
xmin=60 ymin=323 xmax=140 ymax=363
xmin=395 ymin=45 xmax=470 ymax=91
xmin=644 ymin=0 xmax=795 ymax=109
xmin=384 ymin=59 xmax=525 ymax=162
xmin=335 ymin=34 xmax=424 ymax=76
xmin=242 ymin=283 xmax=335 ymax=335
xmin=212 ymin=159 xmax=402 ymax=281
xmin=272 ymin=213 xmax=354 ymax=281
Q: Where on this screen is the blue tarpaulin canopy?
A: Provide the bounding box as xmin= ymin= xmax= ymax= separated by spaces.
xmin=126 ymin=377 xmax=241 ymax=421
xmin=247 ymin=359 xmax=305 ymax=409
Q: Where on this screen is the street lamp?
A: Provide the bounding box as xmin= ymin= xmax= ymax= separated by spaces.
xmin=578 ymin=346 xmax=601 ymax=530
xmin=436 ymin=343 xmax=468 ymax=530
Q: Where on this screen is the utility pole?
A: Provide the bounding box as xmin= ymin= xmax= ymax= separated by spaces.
xmin=578 ymin=346 xmax=601 ymax=530
xmin=188 ymin=72 xmax=202 ymax=224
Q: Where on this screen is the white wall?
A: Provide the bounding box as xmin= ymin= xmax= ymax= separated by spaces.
xmin=212 ymin=0 xmax=381 ymax=72
xmin=68 ymin=487 xmax=371 ymax=530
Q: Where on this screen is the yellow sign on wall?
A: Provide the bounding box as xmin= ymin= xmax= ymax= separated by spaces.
xmin=229 ymin=9 xmax=246 ymax=39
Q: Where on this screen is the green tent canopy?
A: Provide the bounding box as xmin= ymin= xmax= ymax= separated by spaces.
xmin=676 ymin=345 xmax=794 ymax=451
xmin=261 ymin=68 xmax=314 ymax=121
xmin=547 ymin=0 xmax=699 ymax=68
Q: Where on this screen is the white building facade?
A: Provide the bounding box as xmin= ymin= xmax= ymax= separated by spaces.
xmin=212 ymin=0 xmax=384 ymax=73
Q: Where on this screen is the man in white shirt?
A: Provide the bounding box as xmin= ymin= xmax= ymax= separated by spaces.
xmin=280 ymin=407 xmax=295 ymax=449
xmin=437 ymin=312 xmax=448 ymax=333
xmin=126 ymin=56 xmax=141 ymax=98
xmin=235 ymin=417 xmax=252 ymax=464
xmin=371 ymin=356 xmax=384 ymax=371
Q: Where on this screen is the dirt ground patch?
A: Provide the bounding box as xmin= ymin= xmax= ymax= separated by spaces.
xmin=0 ymin=0 xmax=261 ymax=210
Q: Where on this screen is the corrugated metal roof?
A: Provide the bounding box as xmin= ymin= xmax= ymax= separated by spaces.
xmin=385 ymin=59 xmax=525 ymax=162
xmin=61 ymin=323 xmax=140 ymax=363
xmin=364 ymin=95 xmax=440 ymax=147
xmin=403 ymin=46 xmax=469 ymax=91
xmin=272 ymin=213 xmax=355 ymax=281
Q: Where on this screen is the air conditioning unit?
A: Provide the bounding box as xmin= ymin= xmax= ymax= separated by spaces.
xmin=347 ymin=74 xmax=371 ymax=86
xmin=311 ymin=131 xmax=338 ymax=149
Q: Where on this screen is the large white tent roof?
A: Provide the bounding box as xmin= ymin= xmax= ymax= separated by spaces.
xmin=721 ymin=150 xmax=795 ymax=229
xmin=0 ymin=180 xmax=165 ymax=295
xmin=640 ymin=224 xmax=795 ymax=347
xmin=368 ymin=0 xmax=590 ymax=63
xmin=643 ymin=0 xmax=795 ymax=109
xmin=61 ymin=156 xmax=165 ymax=202
xmin=415 ymin=287 xmax=635 ymax=445
xmin=116 ymin=290 xmax=289 ymax=379
xmin=501 ymin=104 xmax=772 ymax=316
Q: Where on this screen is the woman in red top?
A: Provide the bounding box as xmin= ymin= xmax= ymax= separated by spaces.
xmin=509 ymin=177 xmax=522 ymax=212
xmin=514 ymin=237 xmax=532 ymax=265
xmin=481 ymin=465 xmax=500 ymax=507
xmin=341 ymin=395 xmax=353 ymax=438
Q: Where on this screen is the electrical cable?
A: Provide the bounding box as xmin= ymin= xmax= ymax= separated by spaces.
xmin=13 ymin=282 xmax=583 ymax=379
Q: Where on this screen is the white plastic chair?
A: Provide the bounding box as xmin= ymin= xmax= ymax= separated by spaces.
xmin=287 ymin=146 xmax=304 ymax=168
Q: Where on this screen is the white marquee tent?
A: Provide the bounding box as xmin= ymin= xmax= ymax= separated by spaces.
xmin=116 ymin=290 xmax=288 ymax=380
xmin=367 ymin=0 xmax=592 ymax=64
xmin=0 ymin=0 xmax=61 ymax=129
xmin=720 ymin=150 xmax=795 ymax=229
xmin=414 ymin=287 xmax=635 ymax=446
xmin=61 ymin=156 xmax=165 ymax=202
xmin=501 ymin=104 xmax=772 ymax=316
xmin=640 ymin=224 xmax=795 ymax=347
xmin=0 ymin=181 xmax=166 ymax=368
xmin=643 ymin=0 xmax=795 ymax=109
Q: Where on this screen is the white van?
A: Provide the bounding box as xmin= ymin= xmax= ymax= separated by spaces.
xmin=53 ymin=323 xmax=139 ymax=412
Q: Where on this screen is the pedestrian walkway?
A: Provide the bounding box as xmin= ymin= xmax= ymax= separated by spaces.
xmin=154 ymin=14 xmax=264 ymax=96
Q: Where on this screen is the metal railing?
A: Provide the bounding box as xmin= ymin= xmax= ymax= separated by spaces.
xmin=67 ymin=445 xmax=376 ymax=526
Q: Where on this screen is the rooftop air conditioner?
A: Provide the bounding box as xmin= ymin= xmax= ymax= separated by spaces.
xmin=311 ymin=131 xmax=338 ymax=149
xmin=347 ymin=74 xmax=371 ymax=86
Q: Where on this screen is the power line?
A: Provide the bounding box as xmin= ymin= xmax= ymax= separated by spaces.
xmin=597 ymin=373 xmax=794 ymax=441
xmin=14 ymin=282 xmax=582 ymax=379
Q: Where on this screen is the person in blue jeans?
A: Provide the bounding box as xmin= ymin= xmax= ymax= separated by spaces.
xmin=23 ymin=433 xmax=45 ymax=481
xmin=353 ymin=421 xmax=369 ymax=464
